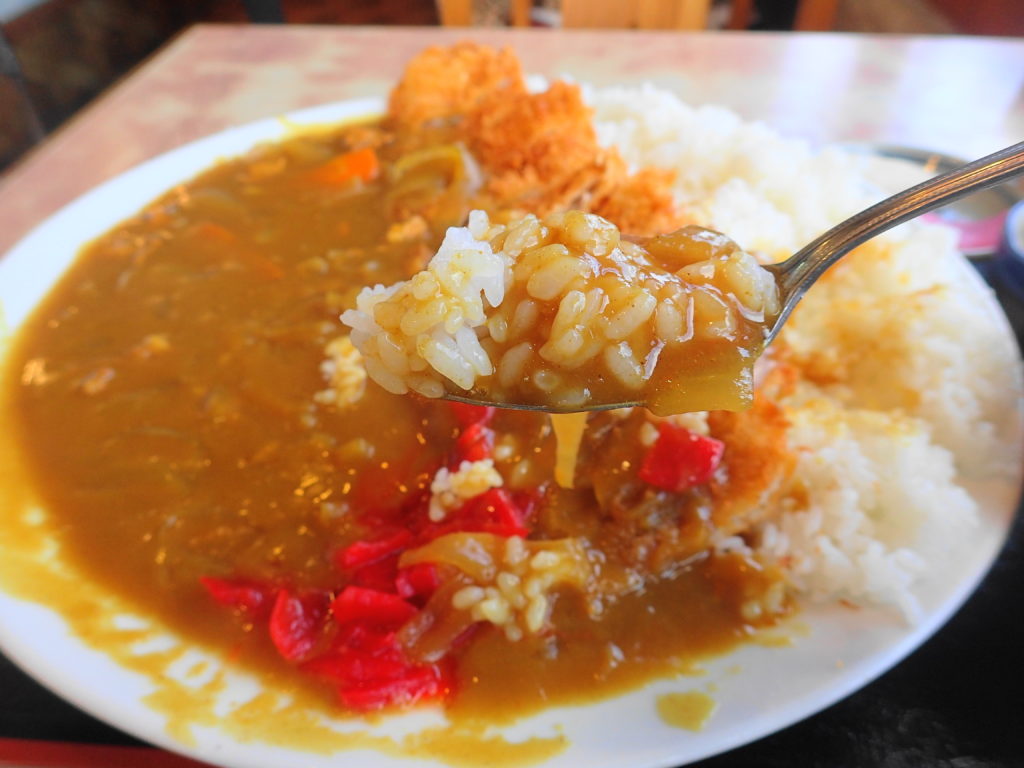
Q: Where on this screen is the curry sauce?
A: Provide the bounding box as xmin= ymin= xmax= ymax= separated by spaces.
xmin=1 ymin=112 xmax=789 ymax=733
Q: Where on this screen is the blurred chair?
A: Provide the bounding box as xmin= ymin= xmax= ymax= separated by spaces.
xmin=438 ymin=0 xmax=712 ymax=28
xmin=792 ymin=0 xmax=839 ymax=30
xmin=0 ymin=26 xmax=45 ymax=167
xmin=728 ymin=0 xmax=839 ymax=30
xmin=438 ymin=0 xmax=532 ymax=26
xmin=562 ymin=0 xmax=712 ymax=29
xmin=436 ymin=0 xmax=839 ymax=30
xmin=241 ymin=0 xmax=286 ymax=23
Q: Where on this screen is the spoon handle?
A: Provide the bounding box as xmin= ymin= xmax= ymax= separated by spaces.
xmin=769 ymin=139 xmax=1024 ymax=338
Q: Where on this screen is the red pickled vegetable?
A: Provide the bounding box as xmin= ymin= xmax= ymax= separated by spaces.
xmin=639 ymin=423 xmax=724 ymax=492
xmin=199 ymin=576 xmax=274 ymax=616
xmin=302 ymin=622 xmax=449 ymax=711
xmin=335 ymin=529 xmax=413 ymax=570
xmin=420 ymin=487 xmax=530 ymax=540
xmin=447 ymin=402 xmax=495 ymax=428
xmin=268 ymin=589 xmax=329 ymax=661
xmin=395 ymin=563 xmax=441 ymax=600
xmin=331 ymin=586 xmax=418 ymax=627
xmin=352 ymin=555 xmax=401 ymax=593
xmin=510 ymin=489 xmax=539 ymax=522
xmin=303 ymin=650 xmax=408 ymax=683
xmin=453 ymin=422 xmax=494 ymax=464
xmin=339 ymin=666 xmax=448 ymax=711
xmin=458 ymin=488 xmax=528 ymax=537
xmin=335 ymin=624 xmax=397 ymax=654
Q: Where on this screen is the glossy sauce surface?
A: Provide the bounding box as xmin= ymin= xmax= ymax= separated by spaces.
xmin=1 ymin=119 xmax=785 ymax=730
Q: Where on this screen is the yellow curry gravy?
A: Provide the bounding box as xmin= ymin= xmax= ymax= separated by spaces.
xmin=0 ymin=119 xmax=786 ymax=751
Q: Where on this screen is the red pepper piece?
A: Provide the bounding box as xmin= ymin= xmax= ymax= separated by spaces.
xmin=199 ymin=576 xmax=274 ymax=616
xmin=268 ymin=589 xmax=329 ymax=662
xmin=420 ymin=487 xmax=530 ymax=541
xmin=395 ymin=563 xmax=441 ymax=600
xmin=447 ymin=402 xmax=495 ymax=428
xmin=638 ymin=423 xmax=725 ymax=492
xmin=335 ymin=529 xmax=413 ymax=571
xmin=339 ymin=666 xmax=447 ymax=711
xmin=510 ymin=489 xmax=539 ymax=524
xmin=458 ymin=488 xmax=528 ymax=537
xmin=453 ymin=423 xmax=495 ymax=464
xmin=335 ymin=624 xmax=397 ymax=654
xmin=302 ymin=650 xmax=408 ymax=683
xmin=488 ymin=489 xmax=528 ymax=535
xmin=304 ymin=622 xmax=450 ymax=711
xmin=352 ymin=554 xmax=401 ymax=593
xmin=331 ymin=586 xmax=417 ymax=628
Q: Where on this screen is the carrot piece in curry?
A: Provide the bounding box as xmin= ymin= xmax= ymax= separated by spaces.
xmin=309 ymin=147 xmax=380 ymax=186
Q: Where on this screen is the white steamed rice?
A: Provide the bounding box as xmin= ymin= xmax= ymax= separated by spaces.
xmin=585 ymin=84 xmax=1019 ymax=619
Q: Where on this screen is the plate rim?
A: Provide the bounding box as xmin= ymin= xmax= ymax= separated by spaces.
xmin=1 ymin=97 xmax=1022 ymax=768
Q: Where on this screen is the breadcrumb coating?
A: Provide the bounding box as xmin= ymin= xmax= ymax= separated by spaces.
xmin=388 ymin=42 xmax=526 ymax=129
xmin=387 ymin=43 xmax=686 ymax=236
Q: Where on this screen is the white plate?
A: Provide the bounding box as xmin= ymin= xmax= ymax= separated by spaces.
xmin=0 ymin=99 xmax=1022 ymax=768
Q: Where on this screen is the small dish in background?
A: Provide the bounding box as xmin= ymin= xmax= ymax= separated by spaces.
xmin=993 ymin=200 xmax=1024 ymax=304
xmin=842 ymin=143 xmax=1022 ymax=258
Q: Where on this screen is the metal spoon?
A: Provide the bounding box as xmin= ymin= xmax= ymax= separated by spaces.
xmin=445 ymin=139 xmax=1024 ymax=413
xmin=765 ymin=138 xmax=1024 ymax=345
